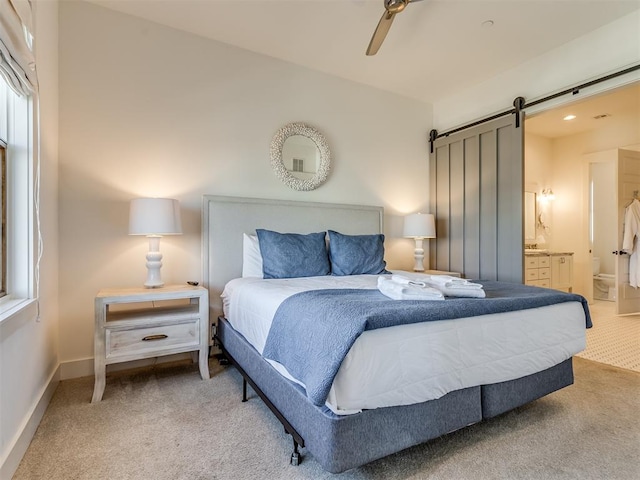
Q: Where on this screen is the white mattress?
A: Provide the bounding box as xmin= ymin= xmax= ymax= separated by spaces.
xmin=221 ymin=274 xmax=587 ymax=415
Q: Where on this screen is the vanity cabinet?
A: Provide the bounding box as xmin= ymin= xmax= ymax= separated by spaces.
xmin=525 ymin=252 xmax=573 ymax=292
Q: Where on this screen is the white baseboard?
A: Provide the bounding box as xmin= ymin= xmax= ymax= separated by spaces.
xmin=60 ymin=353 xmax=194 ymax=380
xmin=0 ymin=364 xmax=60 ymax=480
xmin=59 ymin=357 xmax=93 ymax=380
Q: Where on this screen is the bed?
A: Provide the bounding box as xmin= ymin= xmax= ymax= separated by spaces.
xmin=202 ymin=195 xmax=590 ymax=473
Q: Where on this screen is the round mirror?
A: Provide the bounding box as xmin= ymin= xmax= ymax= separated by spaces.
xmin=270 ymin=123 xmax=331 ymax=191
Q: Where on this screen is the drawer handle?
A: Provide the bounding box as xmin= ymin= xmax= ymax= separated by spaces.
xmin=142 ymin=334 xmax=168 ymax=341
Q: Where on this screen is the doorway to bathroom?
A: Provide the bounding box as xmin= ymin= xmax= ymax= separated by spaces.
xmin=525 ymin=81 xmax=640 ymax=304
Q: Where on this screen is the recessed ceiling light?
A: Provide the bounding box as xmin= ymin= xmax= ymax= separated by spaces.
xmin=563 ymin=114 xmax=576 ymax=121
xmin=481 ymin=20 xmax=494 ymax=28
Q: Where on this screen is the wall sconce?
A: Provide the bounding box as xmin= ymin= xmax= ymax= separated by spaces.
xmin=403 ymin=213 xmax=436 ymax=272
xmin=129 ymin=198 xmax=183 ymax=288
xmin=540 ymin=188 xmax=555 ymax=201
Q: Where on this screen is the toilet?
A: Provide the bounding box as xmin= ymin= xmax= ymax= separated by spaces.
xmin=593 ymin=257 xmax=616 ymax=301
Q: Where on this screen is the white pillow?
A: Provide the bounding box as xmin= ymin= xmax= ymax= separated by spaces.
xmin=242 ymin=233 xmax=263 ymax=278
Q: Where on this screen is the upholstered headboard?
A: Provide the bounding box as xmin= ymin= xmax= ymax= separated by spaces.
xmin=202 ymin=195 xmax=384 ymax=318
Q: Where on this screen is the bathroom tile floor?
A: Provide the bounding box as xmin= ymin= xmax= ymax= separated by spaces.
xmin=576 ymin=300 xmax=640 ymax=373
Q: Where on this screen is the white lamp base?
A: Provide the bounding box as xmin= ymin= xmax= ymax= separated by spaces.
xmin=412 ymin=238 xmax=425 ymax=272
xmin=144 ymin=236 xmax=164 ymax=288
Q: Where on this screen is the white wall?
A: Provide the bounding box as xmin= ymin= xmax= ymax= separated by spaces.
xmin=0 ymin=1 xmax=59 ymax=478
xmin=433 ymin=9 xmax=640 ymax=131
xmin=58 ymin=2 xmax=433 ymax=375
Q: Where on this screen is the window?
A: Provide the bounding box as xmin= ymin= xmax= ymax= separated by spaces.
xmin=0 ymin=77 xmax=35 ymax=318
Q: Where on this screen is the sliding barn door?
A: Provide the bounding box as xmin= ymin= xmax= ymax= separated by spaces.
xmin=429 ymin=114 xmax=524 ymax=283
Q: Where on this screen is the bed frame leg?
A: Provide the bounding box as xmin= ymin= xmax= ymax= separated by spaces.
xmin=290 ymin=438 xmax=301 ymax=466
xmin=219 ymin=341 xmax=306 ymax=467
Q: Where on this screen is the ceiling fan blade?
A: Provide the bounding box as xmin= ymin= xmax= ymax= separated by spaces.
xmin=366 ymin=11 xmax=396 ymax=56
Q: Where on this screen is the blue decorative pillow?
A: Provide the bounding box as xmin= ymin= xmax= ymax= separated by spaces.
xmin=256 ymin=229 xmax=330 ymax=279
xmin=327 ymin=230 xmax=389 ymax=276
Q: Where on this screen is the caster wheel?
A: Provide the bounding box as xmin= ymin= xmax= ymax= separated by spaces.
xmin=290 ymin=452 xmax=300 ymax=466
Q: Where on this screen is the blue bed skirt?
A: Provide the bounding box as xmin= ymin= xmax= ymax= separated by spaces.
xmin=217 ymin=317 xmax=574 ymax=473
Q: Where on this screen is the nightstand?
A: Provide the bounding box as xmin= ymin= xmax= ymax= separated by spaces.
xmin=92 ymin=285 xmax=209 ymax=402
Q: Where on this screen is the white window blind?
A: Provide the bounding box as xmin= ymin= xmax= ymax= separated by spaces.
xmin=0 ymin=0 xmax=37 ymax=97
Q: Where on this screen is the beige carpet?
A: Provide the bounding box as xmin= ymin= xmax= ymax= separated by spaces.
xmin=13 ymin=357 xmax=640 ymax=480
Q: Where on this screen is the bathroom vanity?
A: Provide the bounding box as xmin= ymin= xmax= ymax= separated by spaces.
xmin=525 ymin=251 xmax=574 ymax=292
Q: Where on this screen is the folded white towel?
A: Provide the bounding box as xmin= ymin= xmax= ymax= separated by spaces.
xmin=424 ymin=274 xmax=462 ymax=285
xmin=434 ymin=285 xmax=486 ymax=298
xmin=391 ymin=274 xmax=427 ymax=287
xmin=425 ymin=275 xmax=482 ymax=289
xmin=377 ymin=277 xmax=444 ymax=301
xmin=442 ymin=283 xmax=483 ymax=290
xmin=389 ymin=271 xmax=486 ymax=298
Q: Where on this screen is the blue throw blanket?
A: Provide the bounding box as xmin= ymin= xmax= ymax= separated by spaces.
xmin=262 ymin=281 xmax=591 ymax=407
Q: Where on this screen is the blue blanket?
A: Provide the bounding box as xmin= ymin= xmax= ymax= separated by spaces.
xmin=262 ymin=281 xmax=591 ymax=407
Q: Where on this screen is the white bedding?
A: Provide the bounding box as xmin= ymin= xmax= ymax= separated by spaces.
xmin=221 ymin=273 xmax=587 ymax=415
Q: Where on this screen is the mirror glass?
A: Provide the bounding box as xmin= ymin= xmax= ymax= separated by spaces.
xmin=524 ymin=191 xmax=536 ymax=242
xmin=282 ymin=134 xmax=320 ymax=180
xmin=270 ymin=123 xmax=331 ymax=191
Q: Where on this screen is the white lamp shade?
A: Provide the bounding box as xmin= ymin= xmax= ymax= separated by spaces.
xmin=403 ymin=213 xmax=436 ymax=239
xmin=129 ymin=198 xmax=183 ymax=235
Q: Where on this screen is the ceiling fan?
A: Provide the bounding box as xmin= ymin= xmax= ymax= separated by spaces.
xmin=366 ymin=0 xmax=423 ymax=56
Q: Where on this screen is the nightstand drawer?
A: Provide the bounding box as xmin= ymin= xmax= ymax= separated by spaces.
xmin=106 ymin=320 xmax=199 ymax=359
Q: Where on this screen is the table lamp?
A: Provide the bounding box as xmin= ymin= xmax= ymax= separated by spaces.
xmin=129 ymin=197 xmax=182 ymax=288
xmin=403 ymin=213 xmax=436 ymax=272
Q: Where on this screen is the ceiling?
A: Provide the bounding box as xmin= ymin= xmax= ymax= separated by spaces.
xmin=526 ymin=82 xmax=640 ymax=139
xmin=84 ymin=0 xmax=640 ymax=104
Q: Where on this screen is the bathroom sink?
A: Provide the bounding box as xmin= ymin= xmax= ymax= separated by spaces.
xmin=524 ymin=249 xmax=548 ymax=253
